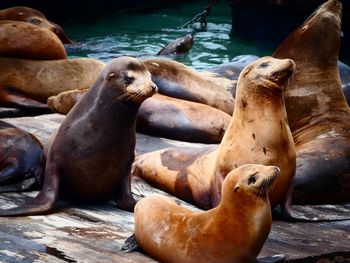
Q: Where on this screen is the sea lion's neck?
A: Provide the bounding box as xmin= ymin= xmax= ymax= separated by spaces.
xmin=285 ymin=66 xmax=349 ymax=132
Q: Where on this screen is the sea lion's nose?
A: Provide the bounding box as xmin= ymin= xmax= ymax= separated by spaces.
xmin=151 ymin=83 xmax=158 ymax=92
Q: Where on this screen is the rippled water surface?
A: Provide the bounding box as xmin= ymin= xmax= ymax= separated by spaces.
xmin=64 ymin=1 xmax=275 ymax=70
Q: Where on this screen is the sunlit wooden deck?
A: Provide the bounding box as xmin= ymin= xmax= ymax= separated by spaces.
xmin=0 ymin=113 xmax=349 ymax=263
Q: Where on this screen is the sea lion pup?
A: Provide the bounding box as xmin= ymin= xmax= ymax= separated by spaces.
xmin=0 ymin=56 xmax=157 ymax=216
xmin=48 ymin=90 xmax=230 ymax=143
xmin=0 ymin=6 xmax=73 ymax=44
xmin=0 ymin=20 xmax=67 ymax=60
xmin=157 ymin=33 xmax=194 ymax=56
xmin=273 ymin=0 xmax=350 ymax=204
xmin=133 ymin=57 xmax=298 ymax=219
xmin=0 ymin=57 xmax=105 ymax=109
xmin=0 ymin=121 xmax=43 ymax=193
xmin=143 ymin=58 xmax=236 ymax=114
xmin=130 ymin=164 xmax=280 ymax=263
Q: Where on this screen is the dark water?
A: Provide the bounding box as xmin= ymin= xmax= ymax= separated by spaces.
xmin=64 ymin=1 xmax=275 ymax=70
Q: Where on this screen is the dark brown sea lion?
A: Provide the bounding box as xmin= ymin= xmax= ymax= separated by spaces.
xmin=133 ymin=57 xmax=298 ymax=219
xmin=47 ymin=90 xmax=230 ymax=143
xmin=0 ymin=56 xmax=157 ymax=216
xmin=137 ymin=94 xmax=230 ymax=143
xmin=157 ymin=33 xmax=194 ymax=56
xmin=0 ymin=121 xmax=43 ymax=193
xmin=143 ymin=58 xmax=236 ymax=114
xmin=133 ymin=164 xmax=280 ymax=263
xmin=0 ymin=20 xmax=67 ymax=60
xmin=0 ymin=6 xmax=73 ymax=44
xmin=0 ymin=57 xmax=105 ymax=109
xmin=273 ymin=0 xmax=350 ymax=204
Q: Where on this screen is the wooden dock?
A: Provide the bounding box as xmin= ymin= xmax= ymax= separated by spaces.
xmin=1 ymin=113 xmax=349 ymax=263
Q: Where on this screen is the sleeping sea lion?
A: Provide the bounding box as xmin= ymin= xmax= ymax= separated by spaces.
xmin=273 ymin=0 xmax=350 ymax=204
xmin=0 ymin=121 xmax=43 ymax=192
xmin=0 ymin=56 xmax=157 ymax=216
xmin=0 ymin=57 xmax=105 ymax=109
xmin=47 ymin=90 xmax=230 ymax=144
xmin=133 ymin=56 xmax=299 ymax=220
xmin=132 ymin=164 xmax=280 ymax=263
xmin=143 ymin=58 xmax=236 ymax=114
xmin=0 ymin=6 xmax=73 ymax=44
xmin=0 ymin=20 xmax=67 ymax=60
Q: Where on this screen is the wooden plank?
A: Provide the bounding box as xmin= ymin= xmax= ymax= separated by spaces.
xmin=0 ymin=113 xmax=349 ymax=262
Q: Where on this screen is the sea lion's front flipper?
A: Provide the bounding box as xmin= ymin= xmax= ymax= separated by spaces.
xmin=0 ymin=158 xmax=22 ymax=184
xmin=0 ymin=164 xmax=60 ymax=217
xmin=280 ymin=186 xmax=350 ymax=222
xmin=114 ymin=159 xmax=137 ymax=212
xmin=0 ymin=87 xmax=50 ymax=110
xmin=121 ymin=233 xmax=141 ymax=253
xmin=256 ymin=254 xmax=286 ymax=263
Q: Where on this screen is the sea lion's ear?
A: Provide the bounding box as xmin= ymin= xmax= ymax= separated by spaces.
xmin=233 ymin=184 xmax=240 ymax=192
xmin=107 ymin=72 xmax=116 ymax=81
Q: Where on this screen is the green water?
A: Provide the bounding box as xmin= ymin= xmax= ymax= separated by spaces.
xmin=64 ymin=1 xmax=275 ymax=70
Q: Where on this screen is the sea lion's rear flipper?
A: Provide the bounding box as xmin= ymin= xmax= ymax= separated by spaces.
xmin=121 ymin=233 xmax=141 ymax=253
xmin=256 ymin=254 xmax=286 ymax=263
xmin=0 ymin=158 xmax=22 ymax=185
xmin=0 ymin=178 xmax=38 ymax=193
xmin=0 ymin=87 xmax=51 ymax=110
xmin=0 ymin=164 xmax=60 ymax=217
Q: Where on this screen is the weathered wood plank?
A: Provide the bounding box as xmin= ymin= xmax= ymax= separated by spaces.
xmin=0 ymin=113 xmax=349 ymax=262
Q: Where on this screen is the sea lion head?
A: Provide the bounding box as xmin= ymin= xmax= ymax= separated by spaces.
xmin=238 ymin=56 xmax=296 ymax=95
xmin=273 ymin=0 xmax=342 ymax=66
xmin=102 ymin=56 xmax=158 ymax=104
xmin=223 ymin=164 xmax=280 ymax=200
xmin=0 ymin=6 xmax=73 ymax=44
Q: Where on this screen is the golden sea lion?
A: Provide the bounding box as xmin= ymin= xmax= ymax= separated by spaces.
xmin=273 ymin=0 xmax=350 ymax=204
xmin=143 ymin=58 xmax=236 ymax=114
xmin=0 ymin=57 xmax=105 ymax=109
xmin=133 ymin=56 xmax=299 ymax=220
xmin=133 ymin=164 xmax=280 ymax=263
xmin=0 ymin=20 xmax=67 ymax=60
xmin=0 ymin=6 xmax=73 ymax=44
xmin=0 ymin=56 xmax=157 ymax=216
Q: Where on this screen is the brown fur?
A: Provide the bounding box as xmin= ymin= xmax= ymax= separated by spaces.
xmin=273 ymin=0 xmax=350 ymax=204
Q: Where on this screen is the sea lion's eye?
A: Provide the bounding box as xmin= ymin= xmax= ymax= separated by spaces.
xmin=259 ymin=62 xmax=269 ymax=68
xmin=248 ymin=174 xmax=256 ymax=185
xmin=124 ymin=75 xmax=135 ymax=85
xmin=28 ymin=18 xmax=42 ymax=25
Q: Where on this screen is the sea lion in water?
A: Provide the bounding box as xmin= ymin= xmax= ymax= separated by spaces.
xmin=47 ymin=90 xmax=230 ymax=143
xmin=143 ymin=58 xmax=236 ymax=114
xmin=0 ymin=57 xmax=105 ymax=109
xmin=0 ymin=6 xmax=73 ymax=44
xmin=0 ymin=20 xmax=67 ymax=60
xmin=0 ymin=121 xmax=43 ymax=193
xmin=0 ymin=56 xmax=157 ymax=216
xmin=157 ymin=33 xmax=194 ymax=56
xmin=133 ymin=57 xmax=298 ymax=219
xmin=273 ymin=0 xmax=350 ymax=204
xmin=132 ymin=164 xmax=280 ymax=263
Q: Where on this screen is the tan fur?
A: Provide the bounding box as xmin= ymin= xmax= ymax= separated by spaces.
xmin=135 ymin=164 xmax=279 ymax=263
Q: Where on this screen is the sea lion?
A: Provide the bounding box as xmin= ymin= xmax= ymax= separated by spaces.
xmin=133 ymin=57 xmax=298 ymax=219
xmin=132 ymin=164 xmax=280 ymax=263
xmin=157 ymin=33 xmax=194 ymax=56
xmin=0 ymin=121 xmax=43 ymax=193
xmin=143 ymin=58 xmax=236 ymax=114
xmin=47 ymin=90 xmax=230 ymax=143
xmin=273 ymin=0 xmax=350 ymax=204
xmin=136 ymin=94 xmax=230 ymax=143
xmin=0 ymin=56 xmax=157 ymax=216
xmin=0 ymin=20 xmax=67 ymax=60
xmin=0 ymin=57 xmax=105 ymax=109
xmin=0 ymin=6 xmax=73 ymax=44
